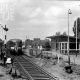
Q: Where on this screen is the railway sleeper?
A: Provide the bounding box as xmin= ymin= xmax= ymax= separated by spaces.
xmin=23 ymin=66 xmax=37 ymax=69
xmin=24 ymin=68 xmax=40 ymax=71
xmin=23 ymin=67 xmax=42 ymax=71
xmin=33 ymin=77 xmax=50 ymax=80
xmin=30 ymin=73 xmax=46 ymax=76
xmin=23 ymin=70 xmax=40 ymax=73
xmin=22 ymin=65 xmax=36 ymax=67
xmin=29 ymin=71 xmax=48 ymax=76
xmin=28 ymin=71 xmax=43 ymax=74
xmin=22 ymin=67 xmax=38 ymax=70
xmin=25 ymin=70 xmax=45 ymax=74
xmin=19 ymin=61 xmax=31 ymax=63
xmin=31 ymin=75 xmax=49 ymax=78
xmin=29 ymin=73 xmax=50 ymax=78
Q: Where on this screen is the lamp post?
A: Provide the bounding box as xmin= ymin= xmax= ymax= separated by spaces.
xmin=76 ymin=19 xmax=77 ymax=57
xmin=68 ymin=9 xmax=72 ymax=65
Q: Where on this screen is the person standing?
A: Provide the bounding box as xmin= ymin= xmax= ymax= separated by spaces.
xmin=8 ymin=57 xmax=14 ymax=74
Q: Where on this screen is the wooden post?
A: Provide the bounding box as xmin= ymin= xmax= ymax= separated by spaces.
xmin=61 ymin=43 xmax=62 ymax=53
xmin=73 ymin=57 xmax=75 ymax=65
xmin=58 ymin=55 xmax=59 ymax=63
xmin=64 ymin=43 xmax=65 ymax=54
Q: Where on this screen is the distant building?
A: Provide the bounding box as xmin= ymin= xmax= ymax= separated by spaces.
xmin=34 ymin=38 xmax=40 ymax=41
xmin=0 ymin=39 xmax=4 ymax=52
xmin=47 ymin=35 xmax=80 ymax=54
xmin=25 ymin=39 xmax=33 ymax=47
xmin=32 ymin=38 xmax=40 ymax=48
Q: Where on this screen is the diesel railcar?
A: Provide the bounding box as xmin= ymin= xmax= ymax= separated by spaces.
xmin=7 ymin=39 xmax=22 ymax=55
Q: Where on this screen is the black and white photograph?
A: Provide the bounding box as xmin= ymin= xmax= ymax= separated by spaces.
xmin=0 ymin=0 xmax=80 ymax=80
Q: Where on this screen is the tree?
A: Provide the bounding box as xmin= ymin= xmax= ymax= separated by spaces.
xmin=55 ymin=32 xmax=61 ymax=36
xmin=44 ymin=41 xmax=51 ymax=51
xmin=73 ymin=17 xmax=80 ymax=38
xmin=62 ymin=32 xmax=67 ymax=36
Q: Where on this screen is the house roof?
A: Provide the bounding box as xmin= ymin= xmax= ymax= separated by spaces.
xmin=8 ymin=39 xmax=22 ymax=42
xmin=47 ymin=35 xmax=80 ymax=40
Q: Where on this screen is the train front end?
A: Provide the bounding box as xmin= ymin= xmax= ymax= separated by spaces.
xmin=7 ymin=39 xmax=22 ymax=55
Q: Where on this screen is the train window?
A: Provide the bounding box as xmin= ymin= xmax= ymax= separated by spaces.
xmin=18 ymin=42 xmax=22 ymax=47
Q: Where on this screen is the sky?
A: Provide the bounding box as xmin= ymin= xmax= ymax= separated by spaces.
xmin=0 ymin=0 xmax=80 ymax=41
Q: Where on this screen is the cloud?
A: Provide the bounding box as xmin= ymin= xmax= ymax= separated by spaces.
xmin=44 ymin=6 xmax=63 ymax=17
xmin=0 ymin=0 xmax=80 ymax=40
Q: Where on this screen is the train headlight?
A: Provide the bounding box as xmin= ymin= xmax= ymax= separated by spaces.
xmin=11 ymin=47 xmax=15 ymax=49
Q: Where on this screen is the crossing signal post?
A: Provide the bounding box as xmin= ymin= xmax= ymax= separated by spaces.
xmin=1 ymin=24 xmax=8 ymax=48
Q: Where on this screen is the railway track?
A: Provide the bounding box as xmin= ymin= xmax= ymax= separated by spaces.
xmin=11 ymin=55 xmax=58 ymax=80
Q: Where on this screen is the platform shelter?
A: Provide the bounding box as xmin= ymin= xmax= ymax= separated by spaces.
xmin=47 ymin=35 xmax=80 ymax=54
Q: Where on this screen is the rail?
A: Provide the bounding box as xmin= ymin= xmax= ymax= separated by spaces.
xmin=11 ymin=55 xmax=58 ymax=80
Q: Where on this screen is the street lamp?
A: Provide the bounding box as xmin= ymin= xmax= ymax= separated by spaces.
xmin=68 ymin=9 xmax=72 ymax=65
xmin=76 ymin=18 xmax=77 ymax=57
